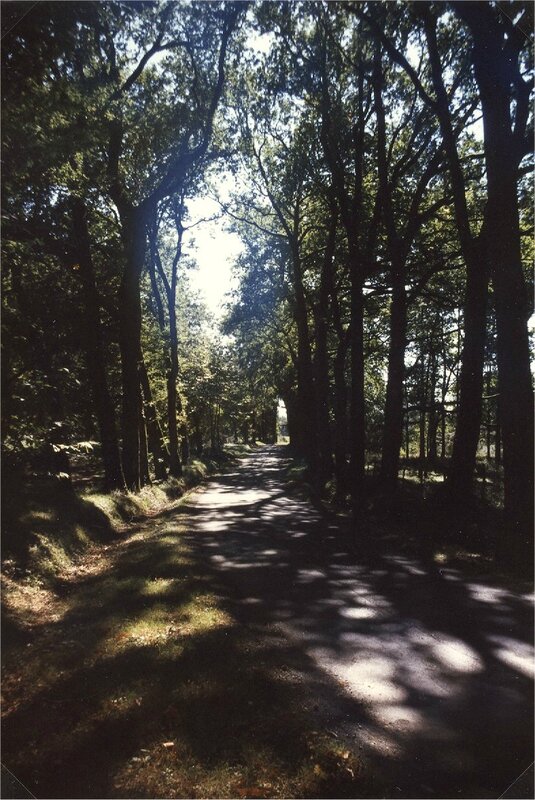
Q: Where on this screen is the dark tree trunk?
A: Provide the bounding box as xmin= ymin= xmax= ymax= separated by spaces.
xmin=148 ymin=208 xmax=183 ymax=478
xmin=495 ymin=410 xmax=501 ymax=466
xmin=333 ymin=340 xmax=349 ymax=500
xmin=447 ymin=255 xmax=489 ymax=495
xmin=419 ymin=410 xmax=426 ymax=467
xmin=488 ymin=172 xmax=533 ymax=561
xmin=427 ymin=406 xmax=439 ymax=467
xmin=118 ymin=204 xmax=147 ymax=491
xmin=71 ymin=198 xmax=125 ymax=492
xmin=427 ymin=351 xmax=439 ymax=467
xmin=440 ymin=405 xmax=447 ymax=461
xmin=485 ymin=372 xmax=492 ymax=460
xmin=381 ymin=276 xmax=407 ymax=485
xmin=423 ymin=12 xmax=489 ymax=500
xmin=181 ymin=430 xmax=190 ymax=463
xmin=167 ymin=300 xmax=183 ymax=476
xmin=454 ymin=3 xmax=534 ymax=565
xmin=349 ymin=273 xmax=366 ymax=508
xmin=372 ymin=39 xmax=441 ymax=490
xmin=139 ymin=358 xmax=169 ymax=480
xmin=292 ymin=243 xmax=319 ymax=475
xmin=282 ymin=391 xmax=300 ymax=453
xmin=313 ymin=213 xmax=337 ymax=484
xmin=320 ymin=53 xmax=369 ymax=513
xmin=139 ymin=394 xmax=150 ymax=487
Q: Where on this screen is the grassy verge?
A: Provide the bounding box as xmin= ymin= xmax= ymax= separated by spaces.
xmin=4 ymin=449 xmax=243 ymax=569
xmin=1 ymin=448 xmax=249 ymax=636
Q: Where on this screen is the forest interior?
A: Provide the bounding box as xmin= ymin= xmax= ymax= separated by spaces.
xmin=1 ymin=1 xmax=534 ymax=799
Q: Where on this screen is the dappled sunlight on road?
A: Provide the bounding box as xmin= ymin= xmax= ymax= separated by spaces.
xmin=182 ymin=446 xmax=534 ymax=797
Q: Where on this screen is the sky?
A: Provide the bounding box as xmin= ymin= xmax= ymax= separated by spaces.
xmin=182 ymin=194 xmax=243 ymax=321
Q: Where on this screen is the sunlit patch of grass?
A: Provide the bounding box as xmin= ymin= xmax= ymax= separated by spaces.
xmin=184 ymin=459 xmax=208 ymax=484
xmin=87 ymin=485 xmax=172 ymax=526
xmin=93 ymin=593 xmax=234 ymax=662
xmin=141 ymin=577 xmax=177 ymax=596
xmin=28 ymin=533 xmax=75 ymax=578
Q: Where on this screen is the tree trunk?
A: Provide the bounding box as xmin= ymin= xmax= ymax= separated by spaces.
xmin=419 ymin=411 xmax=426 ymax=469
xmin=456 ymin=4 xmax=534 ymax=565
xmin=485 ymin=372 xmax=492 ymax=460
xmin=139 ymin=394 xmax=150 ymax=487
xmin=380 ymin=275 xmax=407 ymax=485
xmin=495 ymin=410 xmax=501 ymax=466
xmin=313 ymin=213 xmax=337 ymax=485
xmin=139 ymin=358 xmax=169 ymax=480
xmin=167 ymin=299 xmax=183 ymax=476
xmin=71 ymin=198 xmax=125 ymax=492
xmin=447 ymin=255 xmax=489 ymax=495
xmin=282 ymin=391 xmax=300 ymax=453
xmin=291 ymin=244 xmax=319 ymax=475
xmin=488 ymin=171 xmax=533 ymax=562
xmin=349 ymin=272 xmax=366 ymax=508
xmin=333 ymin=339 xmax=349 ymax=500
xmin=440 ymin=405 xmax=447 ymax=461
xmin=118 ymin=204 xmax=147 ymax=491
xmin=423 ymin=12 xmax=489 ymax=500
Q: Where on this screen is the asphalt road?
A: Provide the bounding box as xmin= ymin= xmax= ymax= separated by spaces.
xmin=181 ymin=445 xmax=534 ymax=799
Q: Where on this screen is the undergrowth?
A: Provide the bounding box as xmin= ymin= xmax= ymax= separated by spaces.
xmin=1 ymin=447 xmax=245 ymax=589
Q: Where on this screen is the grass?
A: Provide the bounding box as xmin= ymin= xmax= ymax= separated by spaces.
xmin=1 ymin=447 xmax=245 ymax=586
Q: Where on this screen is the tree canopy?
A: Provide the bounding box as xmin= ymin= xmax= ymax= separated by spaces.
xmin=2 ymin=0 xmax=533 ymax=569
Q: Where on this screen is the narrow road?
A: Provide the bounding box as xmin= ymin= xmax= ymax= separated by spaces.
xmin=2 ymin=446 xmax=533 ymax=799
xmin=182 ymin=446 xmax=534 ymax=798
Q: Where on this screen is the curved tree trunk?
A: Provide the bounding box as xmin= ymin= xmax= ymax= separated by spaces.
xmin=447 ymin=250 xmax=489 ymax=495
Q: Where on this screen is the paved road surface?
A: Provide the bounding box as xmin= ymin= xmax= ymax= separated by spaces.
xmin=181 ymin=446 xmax=534 ymax=798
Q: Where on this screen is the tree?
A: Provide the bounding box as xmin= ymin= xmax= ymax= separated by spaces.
xmin=452 ymin=0 xmax=534 ymax=564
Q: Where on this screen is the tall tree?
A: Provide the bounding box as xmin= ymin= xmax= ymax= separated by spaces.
xmin=452 ymin=1 xmax=534 ymax=563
